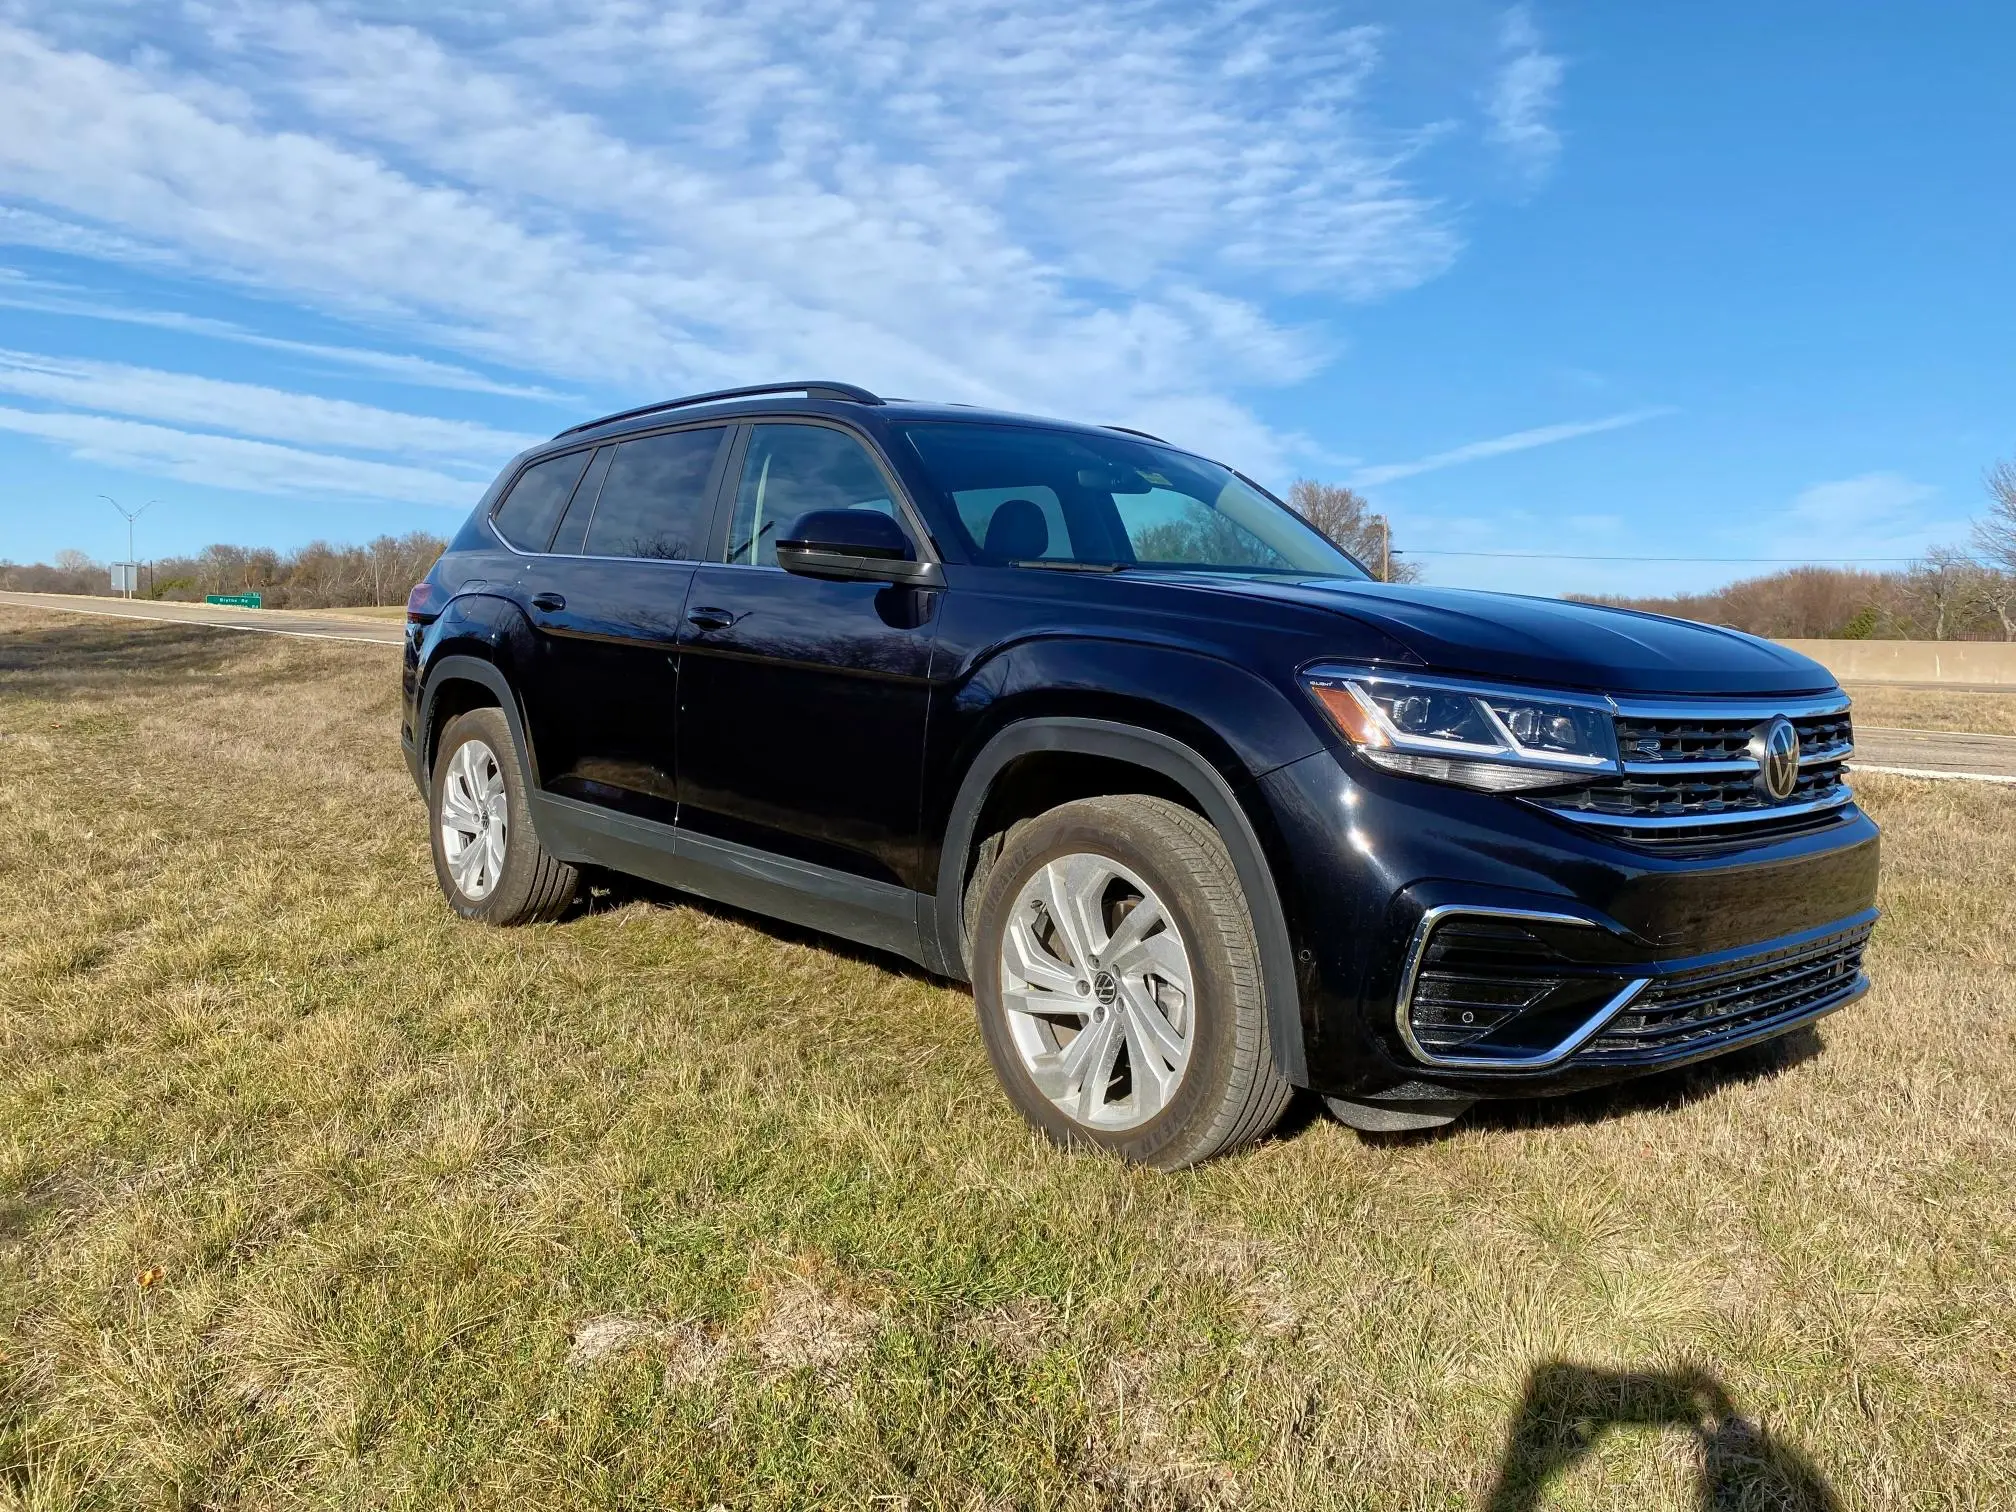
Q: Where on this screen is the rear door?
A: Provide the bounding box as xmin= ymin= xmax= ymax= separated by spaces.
xmin=674 ymin=420 xmax=941 ymax=895
xmin=513 ymin=423 xmax=733 ymax=824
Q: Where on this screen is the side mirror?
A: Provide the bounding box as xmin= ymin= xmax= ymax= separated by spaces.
xmin=776 ymin=509 xmax=943 ymax=586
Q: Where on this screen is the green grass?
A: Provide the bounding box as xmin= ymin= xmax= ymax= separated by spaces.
xmin=2 ymin=606 xmax=2013 ymax=1509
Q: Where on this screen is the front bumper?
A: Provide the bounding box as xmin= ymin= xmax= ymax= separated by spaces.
xmin=1256 ymin=749 xmax=1882 ymax=1101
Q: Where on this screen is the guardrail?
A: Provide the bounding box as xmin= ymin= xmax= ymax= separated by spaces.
xmin=1778 ymin=639 xmax=2016 ymax=686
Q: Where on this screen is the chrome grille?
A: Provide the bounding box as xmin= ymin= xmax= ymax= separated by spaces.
xmin=1580 ymin=921 xmax=1873 ymax=1061
xmin=1532 ymin=696 xmax=1855 ymax=843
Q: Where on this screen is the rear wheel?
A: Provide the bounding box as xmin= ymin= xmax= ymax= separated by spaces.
xmin=429 ymin=706 xmax=579 ymax=925
xmin=971 ymin=795 xmax=1292 ymax=1169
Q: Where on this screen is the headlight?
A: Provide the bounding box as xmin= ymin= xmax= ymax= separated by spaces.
xmin=1303 ymin=669 xmax=1618 ymax=792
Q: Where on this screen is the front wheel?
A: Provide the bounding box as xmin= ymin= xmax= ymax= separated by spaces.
xmin=429 ymin=706 xmax=579 ymax=925
xmin=970 ymin=795 xmax=1293 ymax=1169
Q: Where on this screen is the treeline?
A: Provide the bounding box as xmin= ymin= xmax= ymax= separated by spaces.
xmin=1574 ymin=557 xmax=2014 ymax=642
xmin=1580 ymin=461 xmax=2016 ymax=641
xmin=0 ymin=534 xmax=449 ymax=610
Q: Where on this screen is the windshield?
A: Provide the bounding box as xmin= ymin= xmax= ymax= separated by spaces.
xmin=897 ymin=422 xmax=1368 ymax=578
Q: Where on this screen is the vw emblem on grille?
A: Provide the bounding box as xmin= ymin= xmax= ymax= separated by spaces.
xmin=1751 ymin=716 xmax=1801 ymax=801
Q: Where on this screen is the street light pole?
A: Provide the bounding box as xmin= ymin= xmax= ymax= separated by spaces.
xmin=100 ymin=495 xmax=158 ymax=598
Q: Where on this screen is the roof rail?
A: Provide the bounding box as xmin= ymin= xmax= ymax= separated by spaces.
xmin=1103 ymin=424 xmax=1167 ymax=443
xmin=554 ymin=380 xmax=884 ymax=439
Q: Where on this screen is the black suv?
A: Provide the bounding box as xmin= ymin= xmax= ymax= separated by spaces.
xmin=402 ymin=381 xmax=1879 ymax=1167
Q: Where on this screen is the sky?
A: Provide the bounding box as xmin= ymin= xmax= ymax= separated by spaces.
xmin=0 ymin=0 xmax=2009 ymax=598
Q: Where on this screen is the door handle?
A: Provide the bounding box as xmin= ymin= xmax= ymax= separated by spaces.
xmin=531 ymin=592 xmax=566 ymax=612
xmin=686 ymin=606 xmax=737 ymax=631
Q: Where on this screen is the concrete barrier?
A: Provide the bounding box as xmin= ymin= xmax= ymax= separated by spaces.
xmin=1777 ymin=639 xmax=2016 ymax=686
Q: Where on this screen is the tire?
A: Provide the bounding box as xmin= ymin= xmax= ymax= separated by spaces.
xmin=429 ymin=706 xmax=580 ymax=925
xmin=970 ymin=794 xmax=1293 ymax=1169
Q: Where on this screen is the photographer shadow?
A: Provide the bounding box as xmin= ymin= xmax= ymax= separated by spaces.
xmin=1485 ymin=1362 xmax=1840 ymax=1511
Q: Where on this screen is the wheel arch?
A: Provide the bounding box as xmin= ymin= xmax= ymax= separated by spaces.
xmin=930 ymin=716 xmax=1309 ymax=1085
xmin=419 ymin=653 xmax=539 ymax=793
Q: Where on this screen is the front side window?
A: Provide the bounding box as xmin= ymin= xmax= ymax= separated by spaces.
xmin=899 ymin=422 xmax=1366 ymax=577
xmin=582 ymin=426 xmax=727 ymax=560
xmin=492 ymin=449 xmax=592 ymax=552
xmin=725 ymin=423 xmax=901 ymax=566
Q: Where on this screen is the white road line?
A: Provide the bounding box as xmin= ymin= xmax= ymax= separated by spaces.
xmin=0 ymin=597 xmax=400 ymax=645
xmin=1850 ymin=763 xmax=2016 ymax=786
xmin=1859 ymin=725 xmax=2016 ymax=744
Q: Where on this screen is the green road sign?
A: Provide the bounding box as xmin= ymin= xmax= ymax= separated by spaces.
xmin=205 ymin=593 xmax=263 ymax=608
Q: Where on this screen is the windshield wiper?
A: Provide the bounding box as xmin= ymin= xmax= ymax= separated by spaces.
xmin=1009 ymin=559 xmax=1129 ymax=573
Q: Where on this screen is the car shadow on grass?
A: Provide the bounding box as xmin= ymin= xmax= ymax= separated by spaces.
xmin=574 ymin=868 xmax=951 ymax=987
xmin=572 ymin=871 xmax=1829 ymax=1156
xmin=1484 ymin=1361 xmax=1841 ymax=1510
xmin=1360 ymin=1026 xmax=1828 ymax=1147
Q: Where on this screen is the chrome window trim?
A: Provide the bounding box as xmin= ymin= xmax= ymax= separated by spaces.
xmin=1531 ymin=786 xmax=1855 ymax=831
xmin=484 ymin=413 xmax=944 ymax=569
xmin=1394 ymin=904 xmax=1651 ymax=1072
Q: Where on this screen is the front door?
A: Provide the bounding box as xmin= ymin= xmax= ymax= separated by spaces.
xmin=515 ymin=422 xmax=733 ymax=825
xmin=675 ymin=421 xmax=940 ymax=892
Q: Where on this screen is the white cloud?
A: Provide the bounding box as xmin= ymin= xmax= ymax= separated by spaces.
xmin=1784 ymin=472 xmax=1935 ymax=530
xmin=0 ymin=4 xmax=1477 ymax=479
xmin=0 ymin=348 xmax=538 ymax=461
xmin=1484 ymin=5 xmax=1563 ymax=183
xmin=0 ymin=276 xmax=568 ymax=400
xmin=0 ymin=404 xmax=483 ymax=506
xmin=1352 ymin=406 xmax=1672 ymax=486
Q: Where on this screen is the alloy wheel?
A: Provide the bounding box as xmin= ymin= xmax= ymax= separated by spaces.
xmin=439 ymin=738 xmax=508 ymax=901
xmin=997 ymin=852 xmax=1196 ymax=1130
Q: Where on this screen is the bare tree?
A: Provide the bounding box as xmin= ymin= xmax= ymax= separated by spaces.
xmin=1976 ymin=571 xmax=2016 ymax=642
xmin=1284 ymin=480 xmax=1422 ymax=582
xmin=1973 ymin=459 xmax=2016 ymax=639
xmin=1904 ymin=546 xmax=1980 ymax=641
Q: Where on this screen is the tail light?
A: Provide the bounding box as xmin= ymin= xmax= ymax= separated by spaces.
xmin=406 ymin=580 xmax=449 ymax=624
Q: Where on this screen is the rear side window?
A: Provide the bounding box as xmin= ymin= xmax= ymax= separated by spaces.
xmin=492 ymin=450 xmax=591 ymax=551
xmin=725 ymin=424 xmax=901 ymax=566
xmin=583 ymin=427 xmax=727 ymax=560
xmin=548 ymin=446 xmax=614 ymax=555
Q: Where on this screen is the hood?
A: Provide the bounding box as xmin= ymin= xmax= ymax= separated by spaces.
xmin=1198 ymin=577 xmax=1838 ymax=696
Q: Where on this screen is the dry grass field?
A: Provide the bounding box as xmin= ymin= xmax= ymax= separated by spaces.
xmin=1840 ymin=682 xmax=2016 ymax=736
xmin=2 ymin=604 xmax=2013 ymax=1510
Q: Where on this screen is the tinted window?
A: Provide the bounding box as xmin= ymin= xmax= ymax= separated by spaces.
xmin=900 ymin=422 xmax=1364 ymax=577
xmin=952 ymin=485 xmax=1070 ymax=559
xmin=583 ymin=427 xmax=727 ymax=560
xmin=492 ymin=450 xmax=591 ymax=552
xmin=549 ymin=445 xmax=614 ymax=555
xmin=1116 ymin=487 xmax=1296 ymax=570
xmin=725 ymin=424 xmax=901 ymax=567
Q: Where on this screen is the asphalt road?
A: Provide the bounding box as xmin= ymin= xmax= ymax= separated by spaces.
xmin=4 ymin=591 xmax=2015 ymax=780
xmin=1851 ymin=727 xmax=2016 ymax=782
xmin=0 ymin=590 xmax=405 ymax=645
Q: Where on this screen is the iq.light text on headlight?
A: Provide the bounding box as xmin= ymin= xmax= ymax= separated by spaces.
xmin=1302 ymin=669 xmax=1619 ymax=792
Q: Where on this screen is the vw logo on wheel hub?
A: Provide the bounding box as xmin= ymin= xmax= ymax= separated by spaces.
xmin=1093 ymin=970 xmax=1119 ymax=1006
xmin=1751 ymin=715 xmax=1801 ymax=801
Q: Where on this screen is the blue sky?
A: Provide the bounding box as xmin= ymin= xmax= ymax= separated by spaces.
xmin=0 ymin=1 xmax=2008 ymax=597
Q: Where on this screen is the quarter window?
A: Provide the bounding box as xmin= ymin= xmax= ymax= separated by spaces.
xmin=583 ymin=427 xmax=727 ymax=560
xmin=725 ymin=424 xmax=902 ymax=567
xmin=492 ymin=450 xmax=592 ymax=552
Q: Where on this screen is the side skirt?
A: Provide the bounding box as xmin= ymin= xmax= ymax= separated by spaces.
xmin=528 ymin=792 xmax=928 ymax=966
